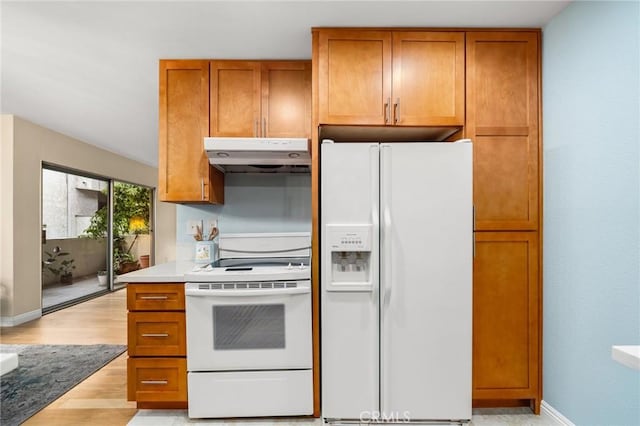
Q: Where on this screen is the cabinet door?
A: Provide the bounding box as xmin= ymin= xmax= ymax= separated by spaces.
xmin=210 ymin=60 xmax=261 ymax=137
xmin=127 ymin=357 xmax=187 ymax=402
xmin=466 ymin=32 xmax=540 ymax=230
xmin=261 ymin=61 xmax=311 ymax=138
xmin=127 ymin=283 xmax=185 ymax=311
xmin=473 ymin=232 xmax=539 ymax=401
xmin=317 ymin=30 xmax=392 ymax=125
xmin=159 ymin=60 xmax=222 ymax=203
xmin=128 ymin=312 xmax=186 ymax=357
xmin=392 ymin=32 xmax=464 ymax=125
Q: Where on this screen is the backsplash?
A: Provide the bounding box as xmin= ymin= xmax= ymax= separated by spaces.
xmin=175 ymin=174 xmax=311 ymax=260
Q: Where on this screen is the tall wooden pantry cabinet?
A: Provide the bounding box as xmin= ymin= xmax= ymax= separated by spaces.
xmin=466 ymin=31 xmax=542 ymax=413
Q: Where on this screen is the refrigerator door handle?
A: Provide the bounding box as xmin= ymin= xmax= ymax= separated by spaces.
xmin=370 ymin=144 xmax=380 ymax=240
xmin=381 ymin=144 xmax=392 ymax=308
xmin=380 ymin=143 xmax=392 ymax=411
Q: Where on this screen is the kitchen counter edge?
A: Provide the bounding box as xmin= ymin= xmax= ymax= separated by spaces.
xmin=115 ymin=261 xmax=196 ymax=283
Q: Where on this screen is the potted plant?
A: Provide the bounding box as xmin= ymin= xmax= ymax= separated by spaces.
xmin=97 ymin=270 xmax=108 ymax=286
xmin=114 ymin=246 xmax=139 ymax=274
xmin=43 ymin=246 xmax=76 ymax=284
xmin=84 ymin=182 xmax=150 ymax=275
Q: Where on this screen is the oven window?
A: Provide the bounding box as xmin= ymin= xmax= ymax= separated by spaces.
xmin=213 ymin=304 xmax=285 ymax=350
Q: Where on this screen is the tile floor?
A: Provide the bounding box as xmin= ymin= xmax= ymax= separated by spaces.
xmin=128 ymin=408 xmax=557 ymax=426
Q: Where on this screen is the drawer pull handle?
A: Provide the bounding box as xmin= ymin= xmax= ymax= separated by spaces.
xmin=140 ymin=296 xmax=168 ymax=300
xmin=141 ymin=380 xmax=168 ymax=385
xmin=141 ymin=333 xmax=169 ymax=337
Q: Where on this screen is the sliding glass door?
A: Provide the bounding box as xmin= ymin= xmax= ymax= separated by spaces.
xmin=41 ymin=167 xmax=110 ymax=312
xmin=41 ymin=166 xmax=154 ymax=313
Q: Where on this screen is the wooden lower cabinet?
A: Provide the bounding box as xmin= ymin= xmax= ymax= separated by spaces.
xmin=128 ymin=312 xmax=186 ymax=357
xmin=473 ymin=232 xmax=540 ymax=412
xmin=127 ymin=358 xmax=187 ymax=403
xmin=126 ymin=283 xmax=187 ymax=408
xmin=127 ymin=284 xmax=185 ymax=312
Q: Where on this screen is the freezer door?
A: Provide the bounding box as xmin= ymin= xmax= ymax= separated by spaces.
xmin=321 ymin=142 xmax=380 ymax=419
xmin=380 ymin=142 xmax=472 ymax=421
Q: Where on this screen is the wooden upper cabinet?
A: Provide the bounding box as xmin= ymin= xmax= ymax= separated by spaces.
xmin=317 ymin=30 xmax=391 ymax=125
xmin=392 ymin=32 xmax=465 ymax=125
xmin=158 ymin=60 xmax=224 ymax=204
xmin=262 ymin=62 xmax=312 ymax=138
xmin=473 ymin=232 xmax=539 ymax=401
xmin=466 ymin=32 xmax=538 ymax=133
xmin=210 ymin=60 xmax=311 ymax=138
xmin=316 ymin=29 xmax=464 ymax=126
xmin=210 ymin=61 xmax=261 ymax=137
xmin=466 ymin=32 xmax=539 ymax=230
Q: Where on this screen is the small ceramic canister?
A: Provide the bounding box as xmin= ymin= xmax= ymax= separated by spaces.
xmin=194 ymin=240 xmax=217 ymax=264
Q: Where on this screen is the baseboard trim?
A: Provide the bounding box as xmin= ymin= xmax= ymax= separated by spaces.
xmin=541 ymin=400 xmax=575 ymax=426
xmin=0 ymin=308 xmax=42 ymax=327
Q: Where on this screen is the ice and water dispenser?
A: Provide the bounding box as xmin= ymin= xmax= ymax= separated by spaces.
xmin=325 ymin=224 xmax=373 ymax=291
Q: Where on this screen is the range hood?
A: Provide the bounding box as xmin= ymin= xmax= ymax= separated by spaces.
xmin=204 ymin=137 xmax=311 ymax=173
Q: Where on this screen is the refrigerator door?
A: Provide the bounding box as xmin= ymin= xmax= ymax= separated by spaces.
xmin=380 ymin=142 xmax=472 ymax=421
xmin=321 ymin=142 xmax=380 ymax=419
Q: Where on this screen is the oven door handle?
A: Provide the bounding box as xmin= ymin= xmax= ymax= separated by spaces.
xmin=184 ymin=287 xmax=311 ymax=297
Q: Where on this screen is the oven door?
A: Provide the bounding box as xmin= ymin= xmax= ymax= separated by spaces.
xmin=185 ymin=282 xmax=312 ymax=371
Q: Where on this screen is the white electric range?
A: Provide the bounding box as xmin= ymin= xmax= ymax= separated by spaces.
xmin=183 ymin=232 xmax=312 ymax=419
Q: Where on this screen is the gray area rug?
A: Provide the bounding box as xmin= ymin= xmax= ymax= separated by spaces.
xmin=0 ymin=344 xmax=126 ymax=426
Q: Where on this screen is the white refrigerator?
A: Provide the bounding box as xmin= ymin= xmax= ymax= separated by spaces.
xmin=321 ymin=141 xmax=472 ymax=423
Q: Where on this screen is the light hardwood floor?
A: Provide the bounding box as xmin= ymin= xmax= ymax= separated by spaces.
xmin=0 ymin=289 xmax=138 ymax=425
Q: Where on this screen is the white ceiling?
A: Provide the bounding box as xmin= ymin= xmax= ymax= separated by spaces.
xmin=1 ymin=1 xmax=570 ymax=167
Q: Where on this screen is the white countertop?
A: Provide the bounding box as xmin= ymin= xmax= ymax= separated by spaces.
xmin=115 ymin=261 xmax=196 ymax=283
xmin=612 ymin=345 xmax=640 ymax=371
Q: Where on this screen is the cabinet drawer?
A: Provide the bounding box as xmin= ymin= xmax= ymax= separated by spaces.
xmin=127 ymin=357 xmax=187 ymax=402
xmin=127 ymin=283 xmax=185 ymax=311
xmin=128 ymin=312 xmax=186 ymax=356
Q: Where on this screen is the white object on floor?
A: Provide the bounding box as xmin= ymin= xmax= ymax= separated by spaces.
xmin=0 ymin=353 xmax=18 ymax=375
xmin=612 ymin=345 xmax=640 ymax=370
